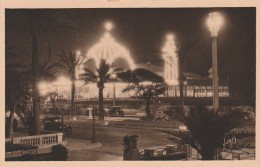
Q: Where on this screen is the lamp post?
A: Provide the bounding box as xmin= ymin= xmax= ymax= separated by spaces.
xmin=113 ymin=82 xmax=116 ymax=106
xmin=91 ymin=105 xmax=96 ymax=143
xmin=111 ymin=73 xmax=118 ymax=106
xmin=207 ymin=12 xmax=223 ymax=112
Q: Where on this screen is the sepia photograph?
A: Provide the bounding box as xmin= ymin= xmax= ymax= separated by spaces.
xmin=1 ymin=0 xmax=259 ymax=166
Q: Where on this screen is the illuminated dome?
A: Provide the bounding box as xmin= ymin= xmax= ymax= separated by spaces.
xmin=84 ymin=23 xmax=135 ymax=70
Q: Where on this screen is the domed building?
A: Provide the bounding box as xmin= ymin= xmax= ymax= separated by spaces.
xmin=50 ymin=23 xmax=230 ymax=112
xmin=74 ymin=23 xmax=135 ymax=101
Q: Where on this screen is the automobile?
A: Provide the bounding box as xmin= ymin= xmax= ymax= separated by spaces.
xmin=43 ymin=116 xmax=72 ymax=137
xmin=139 ymin=111 xmax=171 ymax=121
xmin=155 ymin=111 xmax=172 ymax=121
xmin=86 ymin=107 xmax=109 ymax=117
xmin=108 ymin=106 xmax=124 ymax=117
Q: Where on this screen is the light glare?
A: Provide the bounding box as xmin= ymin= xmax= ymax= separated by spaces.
xmin=162 ymin=33 xmax=179 ymax=85
xmin=166 ymin=34 xmax=174 ymax=41
xmin=207 ymin=12 xmax=223 ymax=37
xmin=105 ymin=21 xmax=113 ymax=31
xmin=82 ymin=22 xmax=136 ymax=71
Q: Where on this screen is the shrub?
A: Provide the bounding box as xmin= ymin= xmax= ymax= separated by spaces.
xmin=161 ymin=105 xmax=248 ymax=160
xmin=51 ymin=144 xmax=68 ymax=161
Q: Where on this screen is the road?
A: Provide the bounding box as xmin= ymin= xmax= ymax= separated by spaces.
xmin=13 ymin=115 xmax=255 ymax=161
xmin=66 ymin=118 xmax=177 ymax=160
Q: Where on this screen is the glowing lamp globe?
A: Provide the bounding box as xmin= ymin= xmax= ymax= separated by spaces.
xmin=166 ymin=34 xmax=174 ymax=41
xmin=207 ymin=12 xmax=223 ymax=37
xmin=105 ymin=21 xmax=113 ymax=31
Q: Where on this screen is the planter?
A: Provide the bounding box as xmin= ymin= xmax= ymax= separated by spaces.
xmin=123 ymin=148 xmax=140 ymax=160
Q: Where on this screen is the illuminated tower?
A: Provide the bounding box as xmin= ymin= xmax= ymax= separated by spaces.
xmin=162 ymin=34 xmax=179 ymax=85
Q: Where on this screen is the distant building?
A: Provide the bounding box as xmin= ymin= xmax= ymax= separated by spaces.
xmin=54 ymin=24 xmax=230 ymax=103
xmin=166 ymin=72 xmax=229 ymax=98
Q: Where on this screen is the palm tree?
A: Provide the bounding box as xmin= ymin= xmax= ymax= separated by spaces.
xmin=176 ymin=31 xmax=203 ymax=113
xmin=21 ymin=60 xmax=57 ymax=133
xmin=55 ymin=50 xmax=85 ymax=121
xmin=23 ymin=59 xmax=58 ymax=81
xmin=80 ymin=59 xmax=120 ymax=121
xmin=6 ymin=10 xmax=80 ymax=135
xmin=161 ymin=105 xmax=247 ymax=160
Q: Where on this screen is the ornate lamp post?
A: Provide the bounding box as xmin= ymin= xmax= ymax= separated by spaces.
xmin=207 ymin=12 xmax=223 ymax=112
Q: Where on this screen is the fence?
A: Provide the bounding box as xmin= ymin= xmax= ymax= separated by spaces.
xmin=5 ymin=133 xmax=63 ymax=148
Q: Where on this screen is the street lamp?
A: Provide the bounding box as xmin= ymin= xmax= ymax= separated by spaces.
xmin=207 ymin=12 xmax=223 ymax=112
xmin=111 ymin=73 xmax=118 ymax=106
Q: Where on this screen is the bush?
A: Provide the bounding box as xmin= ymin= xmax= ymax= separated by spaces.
xmin=161 ymin=105 xmax=248 ymax=160
xmin=51 ymin=144 xmax=68 ymax=161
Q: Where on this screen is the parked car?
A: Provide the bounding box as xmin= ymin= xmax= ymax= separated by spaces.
xmin=43 ymin=117 xmax=72 ymax=137
xmin=86 ymin=107 xmax=109 ymax=117
xmin=155 ymin=110 xmax=172 ymax=121
xmin=108 ymin=106 xmax=124 ymax=117
xmin=139 ymin=111 xmax=171 ymax=121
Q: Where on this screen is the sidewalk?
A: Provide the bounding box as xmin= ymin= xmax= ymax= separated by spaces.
xmin=66 ymin=139 xmax=122 ymax=161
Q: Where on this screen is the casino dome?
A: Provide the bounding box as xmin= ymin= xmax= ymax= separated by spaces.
xmin=83 ymin=24 xmax=135 ymax=71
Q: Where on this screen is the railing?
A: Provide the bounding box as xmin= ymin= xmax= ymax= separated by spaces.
xmin=5 ymin=133 xmax=63 ymax=148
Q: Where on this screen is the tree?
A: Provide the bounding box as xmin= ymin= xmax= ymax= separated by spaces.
xmin=5 ymin=46 xmax=30 ymax=137
xmin=176 ymin=31 xmax=203 ymax=112
xmin=55 ymin=50 xmax=85 ymax=121
xmin=49 ymin=91 xmax=59 ymax=111
xmin=6 ymin=10 xmax=79 ymax=135
xmin=118 ymin=68 xmax=166 ymax=119
xmin=21 ymin=60 xmax=57 ymax=133
xmin=23 ymin=59 xmax=58 ymax=81
xmin=6 ymin=69 xmax=30 ymax=137
xmin=161 ymin=105 xmax=248 ymax=160
xmin=80 ymin=59 xmax=120 ymax=121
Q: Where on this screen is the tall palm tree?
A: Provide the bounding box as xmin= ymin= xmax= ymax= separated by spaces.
xmin=22 ymin=59 xmax=58 ymax=82
xmin=6 ymin=9 xmax=80 ymax=135
xmin=55 ymin=50 xmax=85 ymax=121
xmin=176 ymin=31 xmax=203 ymax=113
xmin=21 ymin=59 xmax=57 ymax=134
xmin=80 ymin=59 xmax=120 ymax=121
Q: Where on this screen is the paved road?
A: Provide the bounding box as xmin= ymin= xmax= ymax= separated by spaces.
xmin=67 ymin=120 xmax=175 ymax=160
xmin=13 ymin=115 xmax=256 ymax=161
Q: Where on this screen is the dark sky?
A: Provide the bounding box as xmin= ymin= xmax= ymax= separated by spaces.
xmin=5 ymin=8 xmax=256 ymax=97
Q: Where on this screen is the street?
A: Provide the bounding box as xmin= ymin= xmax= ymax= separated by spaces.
xmin=65 ymin=118 xmax=178 ymax=160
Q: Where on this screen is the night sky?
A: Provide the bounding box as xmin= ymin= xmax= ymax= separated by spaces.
xmin=5 ymin=8 xmax=256 ymax=98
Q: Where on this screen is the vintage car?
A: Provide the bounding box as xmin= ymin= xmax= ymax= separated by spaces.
xmin=43 ymin=116 xmax=72 ymax=137
xmin=86 ymin=107 xmax=109 ymax=117
xmin=108 ymin=106 xmax=124 ymax=117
